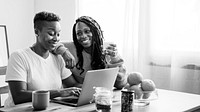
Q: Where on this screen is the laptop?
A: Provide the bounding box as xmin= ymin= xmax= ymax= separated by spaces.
xmin=51 ymin=67 xmax=119 ymax=107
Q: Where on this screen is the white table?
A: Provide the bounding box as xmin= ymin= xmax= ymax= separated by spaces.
xmin=0 ymin=89 xmax=200 ymax=112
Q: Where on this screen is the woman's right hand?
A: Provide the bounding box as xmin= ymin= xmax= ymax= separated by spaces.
xmin=105 ymin=43 xmax=118 ymax=57
xmin=59 ymin=87 xmax=82 ymax=97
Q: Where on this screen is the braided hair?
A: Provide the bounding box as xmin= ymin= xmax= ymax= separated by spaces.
xmin=72 ymin=16 xmax=107 ymax=75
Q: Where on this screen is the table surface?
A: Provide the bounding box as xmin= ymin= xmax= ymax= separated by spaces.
xmin=1 ymin=89 xmax=200 ymax=112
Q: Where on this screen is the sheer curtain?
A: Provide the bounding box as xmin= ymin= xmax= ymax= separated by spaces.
xmin=147 ymin=0 xmax=200 ymax=94
xmin=76 ymin=0 xmax=200 ymax=94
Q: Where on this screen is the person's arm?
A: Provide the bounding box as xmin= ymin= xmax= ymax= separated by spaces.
xmin=8 ymin=81 xmax=62 ymax=104
xmin=104 ymin=43 xmax=127 ymax=89
xmin=62 ymin=75 xmax=82 ymax=88
xmin=8 ymin=81 xmax=81 ymax=105
xmin=53 ymin=43 xmax=76 ymax=69
xmin=8 ymin=81 xmax=32 ymax=104
xmin=114 ymin=65 xmax=127 ymax=89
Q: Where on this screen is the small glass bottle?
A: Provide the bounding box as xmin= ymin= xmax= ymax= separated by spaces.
xmin=93 ymin=87 xmax=113 ymax=112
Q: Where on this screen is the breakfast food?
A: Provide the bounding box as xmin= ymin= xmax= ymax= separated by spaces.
xmin=141 ymin=79 xmax=156 ymax=91
xmin=129 ymin=85 xmax=143 ymax=99
xmin=123 ymin=72 xmax=156 ymax=100
xmin=142 ymin=92 xmax=151 ymax=99
xmin=127 ymin=72 xmax=143 ymax=86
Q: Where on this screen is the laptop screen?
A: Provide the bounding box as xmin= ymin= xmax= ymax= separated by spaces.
xmin=51 ymin=67 xmax=119 ymax=107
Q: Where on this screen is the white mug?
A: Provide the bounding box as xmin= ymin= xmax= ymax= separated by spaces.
xmin=32 ymin=90 xmax=50 ymax=110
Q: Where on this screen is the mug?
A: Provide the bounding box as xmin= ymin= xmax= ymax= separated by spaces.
xmin=32 ymin=90 xmax=50 ymax=110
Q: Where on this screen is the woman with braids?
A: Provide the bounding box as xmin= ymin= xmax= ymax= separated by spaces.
xmin=54 ymin=16 xmax=127 ymax=89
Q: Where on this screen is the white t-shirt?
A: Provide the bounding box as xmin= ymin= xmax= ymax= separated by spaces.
xmin=4 ymin=48 xmax=71 ymax=107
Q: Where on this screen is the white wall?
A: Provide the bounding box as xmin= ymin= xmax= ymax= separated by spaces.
xmin=34 ymin=0 xmax=76 ymax=42
xmin=0 ymin=0 xmax=76 ymax=54
xmin=0 ymin=0 xmax=34 ymax=85
xmin=0 ymin=0 xmax=35 ymax=54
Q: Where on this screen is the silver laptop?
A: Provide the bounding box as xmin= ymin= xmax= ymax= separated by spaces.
xmin=51 ymin=67 xmax=119 ymax=107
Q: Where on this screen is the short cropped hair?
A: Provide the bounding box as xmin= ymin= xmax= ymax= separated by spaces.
xmin=34 ymin=11 xmax=61 ymax=31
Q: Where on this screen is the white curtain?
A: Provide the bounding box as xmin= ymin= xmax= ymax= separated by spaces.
xmin=76 ymin=0 xmax=200 ymax=94
xmin=147 ymin=0 xmax=200 ymax=94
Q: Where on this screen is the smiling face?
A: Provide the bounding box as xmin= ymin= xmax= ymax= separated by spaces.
xmin=75 ymin=22 xmax=93 ymax=48
xmin=36 ymin=21 xmax=61 ymax=51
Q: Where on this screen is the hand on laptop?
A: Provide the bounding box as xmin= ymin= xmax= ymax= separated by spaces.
xmin=60 ymin=87 xmax=82 ymax=97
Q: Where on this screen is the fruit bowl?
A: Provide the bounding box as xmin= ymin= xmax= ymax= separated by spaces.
xmin=134 ymin=89 xmax=158 ymax=106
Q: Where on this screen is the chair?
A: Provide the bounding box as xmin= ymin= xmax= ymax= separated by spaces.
xmin=0 ymin=66 xmax=7 ymax=75
xmin=0 ymin=85 xmax=9 ymax=107
xmin=0 ymin=66 xmax=8 ymax=107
